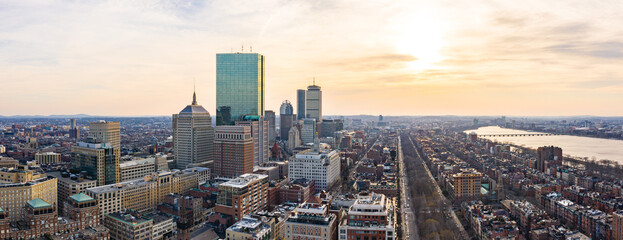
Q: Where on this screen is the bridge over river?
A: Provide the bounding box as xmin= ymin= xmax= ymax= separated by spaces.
xmin=478 ymin=133 xmax=559 ymax=137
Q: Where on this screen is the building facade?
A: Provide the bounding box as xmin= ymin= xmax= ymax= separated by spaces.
xmin=449 ymin=168 xmax=482 ymax=203
xmin=288 ymin=148 xmax=340 ymax=192
xmin=120 ymin=157 xmax=157 ymax=182
xmin=305 ymin=84 xmax=322 ymax=121
xmin=86 ymin=168 xmax=210 ymax=219
xmin=0 ymin=166 xmax=58 ymax=221
xmin=215 ymin=174 xmax=269 ymax=222
xmin=283 ymin=202 xmax=337 ymax=240
xmin=89 ymin=121 xmax=121 ymax=150
xmin=72 ymin=141 xmax=120 ymax=186
xmin=338 ymin=192 xmax=396 ymax=240
xmin=35 ymin=152 xmax=61 ymax=165
xmin=301 ymin=118 xmax=317 ymax=144
xmin=297 ymin=89 xmax=306 ymax=121
xmin=173 ymin=92 xmax=214 ymax=169
xmin=287 ymin=127 xmax=301 ymax=152
xmin=236 ymin=116 xmax=269 ymax=167
xmin=280 ymin=100 xmax=295 ymax=140
xmin=216 ymin=52 xmax=265 ymax=125
xmin=213 ymin=126 xmax=254 ymax=178
xmin=536 ymin=146 xmax=563 ymax=172
xmin=48 ymin=171 xmax=97 ymax=213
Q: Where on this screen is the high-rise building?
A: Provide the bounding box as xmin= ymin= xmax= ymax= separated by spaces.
xmin=301 ymin=118 xmax=317 ymax=144
xmin=449 ymin=168 xmax=482 ymax=203
xmin=536 ymin=146 xmax=563 ymax=172
xmin=287 ymin=127 xmax=301 ymax=151
xmin=288 ymin=147 xmax=340 ymax=192
xmin=305 ymin=83 xmax=322 ymax=121
xmin=71 ymin=140 xmax=120 ymax=186
xmin=338 ymin=192 xmax=396 ymax=240
xmin=265 ymin=110 xmax=276 ymax=142
xmin=297 ymin=89 xmax=306 ymax=120
xmin=236 ymin=116 xmax=269 ymax=167
xmin=172 ymin=91 xmax=214 ymax=169
xmin=216 ymin=52 xmax=265 ymax=125
xmin=69 ymin=118 xmax=80 ymax=139
xmin=283 ymin=202 xmax=337 ymax=240
xmin=213 ymin=126 xmax=254 ymax=178
xmin=89 ymin=121 xmax=120 ymax=150
xmin=280 ymin=100 xmax=295 ymax=140
xmin=215 ymin=174 xmax=269 ymax=222
xmin=614 ymin=210 xmax=623 ymax=240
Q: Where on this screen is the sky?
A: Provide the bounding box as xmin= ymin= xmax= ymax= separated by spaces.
xmin=1 ymin=0 xmax=623 ymax=116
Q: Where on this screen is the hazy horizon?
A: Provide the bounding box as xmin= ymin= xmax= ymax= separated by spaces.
xmin=2 ymin=0 xmax=623 ymax=116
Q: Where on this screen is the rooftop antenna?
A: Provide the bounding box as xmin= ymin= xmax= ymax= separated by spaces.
xmin=250 ymin=46 xmax=252 ymax=52
xmin=313 ymin=76 xmax=316 ymax=86
xmin=242 ymin=45 xmax=244 ymax=52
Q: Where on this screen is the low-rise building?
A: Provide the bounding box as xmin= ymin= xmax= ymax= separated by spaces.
xmin=338 ymin=192 xmax=396 ymax=240
xmin=35 ymin=152 xmax=61 ymax=165
xmin=215 ymin=174 xmax=269 ymax=222
xmin=282 ymin=201 xmax=337 ymax=240
xmin=226 ymin=216 xmax=272 ymax=240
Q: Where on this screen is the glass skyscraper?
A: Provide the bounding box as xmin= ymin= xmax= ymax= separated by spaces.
xmin=216 ymin=53 xmax=265 ymax=125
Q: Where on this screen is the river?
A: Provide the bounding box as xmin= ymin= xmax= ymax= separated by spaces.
xmin=465 ymin=126 xmax=623 ymax=164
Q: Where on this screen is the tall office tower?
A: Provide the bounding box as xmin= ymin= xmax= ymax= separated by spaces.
xmin=338 ymin=193 xmax=396 ymax=240
xmin=216 ymin=52 xmax=265 ymax=125
xmin=280 ymin=100 xmax=295 ymax=140
xmin=264 ymin=110 xmax=276 ymax=142
xmin=301 ymin=118 xmax=317 ymax=144
xmin=305 ymin=83 xmax=322 ymax=121
xmin=287 ymin=127 xmax=301 ymax=151
xmin=213 ymin=126 xmax=254 ymax=178
xmin=536 ymin=146 xmax=563 ymax=172
xmin=69 ymin=118 xmax=80 ymax=138
xmin=288 ymin=147 xmax=340 ymax=192
xmin=89 ymin=121 xmax=120 ymax=150
xmin=72 ymin=139 xmax=120 ymax=186
xmin=297 ymin=89 xmax=306 ymax=120
xmin=172 ymin=91 xmax=214 ymax=169
xmin=236 ymin=116 xmax=269 ymax=167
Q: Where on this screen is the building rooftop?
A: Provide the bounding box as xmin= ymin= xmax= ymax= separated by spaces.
xmin=106 ymin=212 xmax=152 ymax=226
xmin=221 ymin=173 xmax=267 ymax=188
xmin=120 ymin=157 xmax=155 ymax=168
xmin=227 ymin=216 xmax=271 ymax=236
xmin=179 ymin=105 xmax=209 ymax=114
xmin=69 ymin=193 xmax=95 ymax=203
xmin=27 ymin=198 xmax=53 ymax=209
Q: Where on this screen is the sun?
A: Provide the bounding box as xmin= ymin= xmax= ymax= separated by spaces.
xmin=394 ymin=12 xmax=446 ymax=72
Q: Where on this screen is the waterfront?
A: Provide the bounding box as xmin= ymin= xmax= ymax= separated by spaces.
xmin=466 ymin=126 xmax=623 ymax=164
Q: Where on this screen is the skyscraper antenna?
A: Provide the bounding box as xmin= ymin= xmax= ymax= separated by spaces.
xmin=250 ymin=46 xmax=252 ymax=52
xmin=192 ymin=78 xmax=197 ymax=105
xmin=313 ymin=76 xmax=316 ymax=86
xmin=242 ymin=45 xmax=244 ymax=52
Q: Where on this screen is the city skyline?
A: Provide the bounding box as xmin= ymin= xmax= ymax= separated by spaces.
xmin=2 ymin=1 xmax=623 ymax=116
